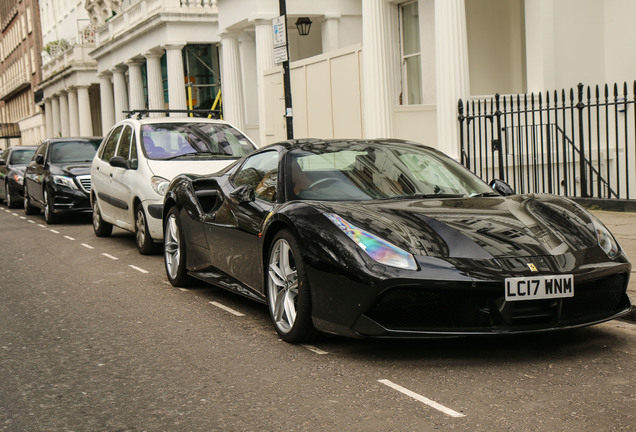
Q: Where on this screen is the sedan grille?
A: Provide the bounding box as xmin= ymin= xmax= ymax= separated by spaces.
xmin=76 ymin=175 xmax=91 ymax=193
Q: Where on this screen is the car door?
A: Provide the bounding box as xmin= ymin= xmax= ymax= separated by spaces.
xmin=0 ymin=148 xmax=9 ymax=198
xmin=205 ymin=150 xmax=280 ymax=291
xmin=108 ymin=123 xmax=137 ymax=228
xmin=25 ymin=142 xmax=48 ymax=205
xmin=92 ymin=125 xmax=123 ymax=224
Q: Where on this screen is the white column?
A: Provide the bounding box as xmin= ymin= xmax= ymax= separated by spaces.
xmin=254 ymin=19 xmax=276 ymax=146
xmin=51 ymin=96 xmax=61 ymax=137
xmin=220 ymin=33 xmax=246 ymax=131
xmin=59 ymin=92 xmax=70 ymax=137
xmin=77 ymin=85 xmax=94 ymax=136
xmin=126 ymin=58 xmax=146 ymax=111
xmin=99 ymin=72 xmax=115 ymax=131
xmin=112 ymin=66 xmax=129 ymax=122
xmin=68 ymin=88 xmax=80 ymax=136
xmin=44 ymin=99 xmax=53 ymax=138
xmin=362 ymin=0 xmax=395 ymax=139
xmin=164 ymin=44 xmax=187 ymax=116
xmin=144 ymin=50 xmax=165 ymax=117
xmin=435 ymin=0 xmax=470 ymax=160
xmin=321 ymin=15 xmax=341 ymax=52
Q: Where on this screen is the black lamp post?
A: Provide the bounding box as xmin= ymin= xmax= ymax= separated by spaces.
xmin=295 ymin=17 xmax=312 ymax=36
xmin=279 ymin=0 xmax=293 ymax=139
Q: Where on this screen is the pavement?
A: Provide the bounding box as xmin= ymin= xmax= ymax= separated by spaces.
xmin=591 ymin=210 xmax=636 ymax=320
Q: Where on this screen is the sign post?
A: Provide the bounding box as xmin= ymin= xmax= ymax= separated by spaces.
xmin=274 ymin=1 xmax=293 ymax=139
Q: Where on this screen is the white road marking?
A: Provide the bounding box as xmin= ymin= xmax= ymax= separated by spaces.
xmin=129 ymin=265 xmax=149 ymax=274
xmin=28 ymin=220 xmax=35 ymax=224
xmin=209 ymin=301 xmax=245 ymax=317
xmin=378 ymin=379 xmax=466 ymax=418
xmin=81 ymin=243 xmax=94 ymax=249
xmin=101 ymin=253 xmax=118 ymax=260
xmin=301 ymin=344 xmax=328 ymax=355
xmin=64 ymin=236 xmax=75 ymax=241
xmin=177 ymin=288 xmax=189 ymax=292
xmin=38 ymin=224 xmax=46 ymax=228
xmin=20 ymin=216 xmax=26 ymax=220
xmin=12 ymin=213 xmax=18 ymax=216
xmin=49 ymin=229 xmax=60 ymax=234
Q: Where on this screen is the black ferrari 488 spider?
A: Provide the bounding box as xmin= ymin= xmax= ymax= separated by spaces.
xmin=162 ymin=139 xmax=632 ymax=342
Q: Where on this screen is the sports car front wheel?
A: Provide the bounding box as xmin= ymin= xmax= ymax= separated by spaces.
xmin=164 ymin=206 xmax=194 ymax=287
xmin=266 ymin=230 xmax=317 ymax=343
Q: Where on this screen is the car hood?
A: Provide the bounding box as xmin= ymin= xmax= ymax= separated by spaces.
xmin=320 ymin=195 xmax=599 ymax=259
xmin=146 ymin=159 xmax=237 ymax=180
xmin=50 ymin=163 xmax=92 ymax=177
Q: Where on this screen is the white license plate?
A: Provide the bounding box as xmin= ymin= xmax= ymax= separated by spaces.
xmin=505 ymin=274 xmax=574 ymax=301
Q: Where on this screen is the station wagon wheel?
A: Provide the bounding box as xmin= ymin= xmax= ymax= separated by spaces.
xmin=135 ymin=203 xmax=156 ymax=255
xmin=164 ymin=206 xmax=194 ymax=287
xmin=44 ymin=189 xmax=58 ymax=224
xmin=266 ymin=229 xmax=317 ymax=343
xmin=92 ymin=199 xmax=113 ymax=237
xmin=23 ymin=185 xmax=38 ymax=215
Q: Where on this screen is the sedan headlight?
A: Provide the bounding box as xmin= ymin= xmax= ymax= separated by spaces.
xmin=592 ymin=218 xmax=620 ymax=259
xmin=52 ymin=175 xmax=78 ymax=189
xmin=11 ymin=173 xmax=24 ymax=185
xmin=151 ymin=176 xmax=170 ymax=196
xmin=325 ymin=213 xmax=417 ymax=270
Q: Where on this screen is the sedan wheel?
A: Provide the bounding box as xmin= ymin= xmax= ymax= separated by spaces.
xmin=5 ymin=184 xmax=15 ymax=208
xmin=23 ymin=185 xmax=38 ymax=215
xmin=164 ymin=207 xmax=194 ymax=286
xmin=135 ymin=203 xmax=156 ymax=255
xmin=267 ymin=230 xmax=317 ymax=342
xmin=44 ymin=189 xmax=58 ymax=224
xmin=92 ymin=199 xmax=113 ymax=237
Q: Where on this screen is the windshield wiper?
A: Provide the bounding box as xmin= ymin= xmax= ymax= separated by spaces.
xmin=386 ymin=193 xmax=465 ymax=200
xmin=162 ymin=152 xmax=219 ymax=160
xmin=469 ymin=192 xmax=501 ymax=197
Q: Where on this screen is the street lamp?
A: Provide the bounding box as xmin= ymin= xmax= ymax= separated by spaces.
xmin=295 ymin=17 xmax=312 ymax=36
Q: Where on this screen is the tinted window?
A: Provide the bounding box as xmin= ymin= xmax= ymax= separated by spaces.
xmin=34 ymin=143 xmax=47 ymax=163
xmin=140 ymin=122 xmax=255 ymax=160
xmin=233 ymin=151 xmax=279 ymax=202
xmin=49 ymin=141 xmax=100 ymax=164
xmin=10 ymin=149 xmax=36 ymax=164
xmin=100 ymin=126 xmax=123 ymax=161
xmin=116 ymin=125 xmax=133 ymax=159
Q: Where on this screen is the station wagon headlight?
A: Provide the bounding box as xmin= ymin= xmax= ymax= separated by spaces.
xmin=151 ymin=176 xmax=170 ymax=196
xmin=325 ymin=213 xmax=417 ymax=270
xmin=592 ymin=218 xmax=620 ymax=259
xmin=52 ymin=175 xmax=77 ymax=189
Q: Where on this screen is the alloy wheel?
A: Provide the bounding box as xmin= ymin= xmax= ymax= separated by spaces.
xmin=267 ymin=238 xmax=299 ymax=334
xmin=164 ymin=213 xmax=181 ymax=280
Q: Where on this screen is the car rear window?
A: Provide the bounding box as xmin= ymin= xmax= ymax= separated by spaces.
xmin=49 ymin=141 xmax=100 ymax=163
xmin=10 ymin=149 xmax=35 ymax=164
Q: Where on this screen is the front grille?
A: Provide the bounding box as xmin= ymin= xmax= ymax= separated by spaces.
xmin=365 ymin=273 xmax=629 ymax=332
xmin=76 ymin=175 xmax=91 ymax=193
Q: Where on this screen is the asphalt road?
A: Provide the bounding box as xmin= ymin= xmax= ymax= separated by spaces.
xmin=1 ymin=204 xmax=635 ymax=432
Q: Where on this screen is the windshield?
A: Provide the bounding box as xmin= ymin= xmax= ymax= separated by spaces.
xmin=10 ymin=149 xmax=35 ymax=165
xmin=141 ymin=123 xmax=255 ymax=160
xmin=287 ymin=142 xmax=494 ymax=201
xmin=49 ymin=141 xmax=100 ymax=164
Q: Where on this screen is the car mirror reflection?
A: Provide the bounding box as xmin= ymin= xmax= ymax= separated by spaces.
xmin=489 ymin=179 xmax=515 ymax=196
xmin=230 ymin=185 xmax=255 ymax=203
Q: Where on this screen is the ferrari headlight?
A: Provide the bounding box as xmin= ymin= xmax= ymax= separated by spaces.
xmin=592 ymin=218 xmax=619 ymax=259
xmin=151 ymin=176 xmax=170 ymax=196
xmin=52 ymin=175 xmax=77 ymax=189
xmin=325 ymin=213 xmax=417 ymax=270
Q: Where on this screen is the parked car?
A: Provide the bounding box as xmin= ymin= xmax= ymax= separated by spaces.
xmin=0 ymin=146 xmax=37 ymax=208
xmin=162 ymin=139 xmax=632 ymax=342
xmin=91 ymin=116 xmax=256 ymax=254
xmin=23 ymin=138 xmax=101 ymax=223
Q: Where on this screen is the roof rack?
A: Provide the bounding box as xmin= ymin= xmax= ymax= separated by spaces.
xmin=123 ymin=109 xmax=221 ymax=120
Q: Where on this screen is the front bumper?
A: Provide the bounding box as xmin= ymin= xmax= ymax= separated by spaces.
xmin=306 ymin=252 xmax=632 ymax=338
xmin=50 ymin=186 xmax=91 ymax=214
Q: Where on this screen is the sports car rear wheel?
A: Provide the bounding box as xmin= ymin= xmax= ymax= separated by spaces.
xmin=164 ymin=206 xmax=194 ymax=287
xmin=266 ymin=230 xmax=317 ymax=343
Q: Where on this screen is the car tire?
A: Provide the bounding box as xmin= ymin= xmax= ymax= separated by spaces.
xmin=266 ymin=229 xmax=317 ymax=343
xmin=135 ymin=203 xmax=157 ymax=255
xmin=92 ymin=199 xmax=113 ymax=237
xmin=5 ymin=184 xmax=16 ymax=208
xmin=164 ymin=206 xmax=195 ymax=287
xmin=23 ymin=185 xmax=38 ymax=215
xmin=43 ymin=188 xmax=58 ymax=224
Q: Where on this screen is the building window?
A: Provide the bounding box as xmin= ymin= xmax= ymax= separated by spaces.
xmin=399 ymin=1 xmax=423 ymax=105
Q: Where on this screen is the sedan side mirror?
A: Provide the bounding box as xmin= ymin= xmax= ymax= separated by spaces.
xmin=230 ymin=185 xmax=255 ymax=203
xmin=35 ymin=154 xmax=45 ymax=165
xmin=110 ymin=156 xmax=131 ymax=169
xmin=489 ymin=179 xmax=515 ymax=196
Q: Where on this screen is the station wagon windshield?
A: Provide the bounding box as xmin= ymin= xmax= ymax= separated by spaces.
xmin=141 ymin=123 xmax=254 ymax=160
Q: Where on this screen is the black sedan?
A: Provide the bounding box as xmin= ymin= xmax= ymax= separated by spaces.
xmin=0 ymin=146 xmax=37 ymax=208
xmin=162 ymin=139 xmax=632 ymax=342
xmin=24 ymin=138 xmax=101 ymax=223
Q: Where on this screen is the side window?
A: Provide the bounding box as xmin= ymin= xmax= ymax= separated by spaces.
xmin=399 ymin=1 xmax=423 ymax=105
xmin=116 ymin=125 xmax=133 ymax=159
xmin=129 ymin=130 xmax=138 ymax=170
xmin=232 ymin=151 xmax=279 ymax=202
xmin=99 ymin=126 xmax=123 ymax=162
xmin=0 ymin=149 xmax=8 ymax=163
xmin=34 ymin=143 xmax=47 ymax=164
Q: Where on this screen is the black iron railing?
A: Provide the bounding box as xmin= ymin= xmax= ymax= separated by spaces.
xmin=458 ymin=82 xmax=635 ymax=201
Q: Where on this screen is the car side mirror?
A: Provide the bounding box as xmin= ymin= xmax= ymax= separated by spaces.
xmin=110 ymin=156 xmax=131 ymax=169
xmin=230 ymin=185 xmax=255 ymax=203
xmin=489 ymin=179 xmax=515 ymax=196
xmin=35 ymin=154 xmax=45 ymax=165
